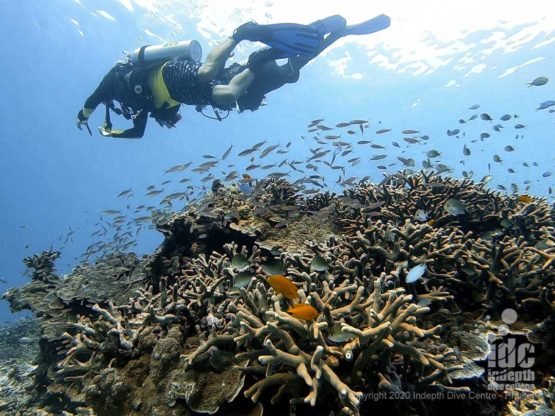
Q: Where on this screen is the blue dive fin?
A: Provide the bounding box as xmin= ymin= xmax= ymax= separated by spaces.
xmin=237 ymin=22 xmax=322 ymax=56
xmin=261 ymin=23 xmax=321 ymax=56
xmin=315 ymin=15 xmax=347 ymax=35
xmin=344 ymin=14 xmax=391 ymax=36
xmin=238 ymin=14 xmax=390 ymax=57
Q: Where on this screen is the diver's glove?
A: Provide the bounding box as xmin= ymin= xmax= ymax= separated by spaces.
xmin=98 ymin=126 xmax=113 ymax=137
xmin=76 ymin=109 xmax=92 ymax=135
xmin=98 ymin=126 xmax=127 ymax=138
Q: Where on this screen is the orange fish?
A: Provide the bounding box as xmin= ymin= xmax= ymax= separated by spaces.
xmin=287 ymin=304 xmax=319 ymax=321
xmin=518 ymin=195 xmax=533 ymax=203
xmin=267 ymin=275 xmax=298 ymax=300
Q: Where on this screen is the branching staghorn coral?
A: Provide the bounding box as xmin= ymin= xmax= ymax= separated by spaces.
xmin=338 ymin=171 xmax=554 ymax=239
xmin=183 ymin=243 xmax=467 ymax=415
xmin=23 ymin=249 xmax=61 ymax=282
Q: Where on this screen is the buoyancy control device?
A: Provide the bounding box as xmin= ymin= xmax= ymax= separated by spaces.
xmin=104 ymin=40 xmax=203 ymax=129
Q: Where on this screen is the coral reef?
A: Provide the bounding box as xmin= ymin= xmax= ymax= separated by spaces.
xmin=2 ymin=172 xmax=554 ymax=415
xmin=23 ymin=249 xmax=61 ymax=282
xmin=0 ymin=317 xmax=40 ymax=414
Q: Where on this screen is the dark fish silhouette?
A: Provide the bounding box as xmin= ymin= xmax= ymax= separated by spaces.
xmin=222 ymin=145 xmax=233 ymax=160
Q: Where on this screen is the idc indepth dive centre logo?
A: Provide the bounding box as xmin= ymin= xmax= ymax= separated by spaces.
xmin=486 ymin=308 xmax=536 ymax=391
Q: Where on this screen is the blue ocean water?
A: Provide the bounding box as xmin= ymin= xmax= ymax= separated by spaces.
xmin=0 ymin=1 xmax=553 ymax=322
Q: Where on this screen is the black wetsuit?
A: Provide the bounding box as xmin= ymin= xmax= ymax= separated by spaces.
xmin=216 ymin=57 xmax=302 ymax=112
xmin=82 ymin=63 xmax=182 ymax=138
xmin=83 ymin=65 xmax=154 ymax=138
xmin=239 ymin=58 xmax=302 ymax=111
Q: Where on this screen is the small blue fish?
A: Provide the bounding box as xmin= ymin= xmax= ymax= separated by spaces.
xmin=527 ymin=76 xmax=548 ymax=87
xmin=238 ymin=182 xmax=252 ymax=195
xmin=414 ymin=209 xmax=429 ymax=222
xmin=406 ymin=264 xmax=427 ymax=283
xmin=536 ymin=100 xmax=555 ymax=111
xmin=444 ymin=198 xmax=467 ymax=215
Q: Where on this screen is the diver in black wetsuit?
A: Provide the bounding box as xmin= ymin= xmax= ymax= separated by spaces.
xmin=76 ymin=14 xmax=390 ymax=139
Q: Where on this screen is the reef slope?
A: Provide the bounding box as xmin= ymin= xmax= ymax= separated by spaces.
xmin=3 ymin=172 xmax=554 ymax=416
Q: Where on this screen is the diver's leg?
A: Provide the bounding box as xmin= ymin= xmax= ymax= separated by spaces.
xmin=288 ymin=30 xmax=341 ymax=72
xmin=197 ymin=38 xmax=237 ymax=82
xmin=278 ymin=30 xmax=341 ymax=78
xmin=200 ymin=16 xmax=344 ymax=82
xmin=211 ymin=68 xmax=255 ymax=106
xmin=288 ymin=16 xmax=347 ymax=72
xmin=290 ymin=14 xmax=390 ymax=72
xmin=197 ymin=20 xmax=285 ymax=82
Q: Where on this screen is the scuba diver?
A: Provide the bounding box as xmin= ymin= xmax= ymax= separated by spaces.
xmin=76 ymin=14 xmax=391 ymax=139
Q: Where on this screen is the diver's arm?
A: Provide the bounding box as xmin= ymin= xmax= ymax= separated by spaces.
xmin=81 ymin=67 xmax=117 ymax=116
xmin=76 ymin=67 xmax=117 ymax=132
xmin=100 ymin=111 xmax=148 ymax=139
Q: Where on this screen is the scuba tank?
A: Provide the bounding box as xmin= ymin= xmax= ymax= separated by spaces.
xmin=129 ymin=40 xmax=202 ymax=64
